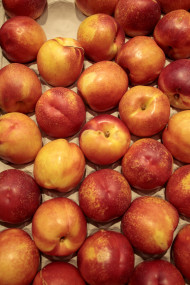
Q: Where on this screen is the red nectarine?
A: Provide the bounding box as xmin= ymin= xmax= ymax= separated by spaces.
xmin=0 ymin=16 xmax=47 ymax=63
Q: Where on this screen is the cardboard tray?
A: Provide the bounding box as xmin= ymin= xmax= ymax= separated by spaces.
xmin=0 ymin=0 xmax=189 ymax=281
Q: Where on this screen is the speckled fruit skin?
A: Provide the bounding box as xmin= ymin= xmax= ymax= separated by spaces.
xmin=35 ymin=87 xmax=86 ymax=138
xmin=33 ymin=139 xmax=85 ymax=193
xmin=77 ymin=229 xmax=134 ymax=285
xmin=162 ymin=110 xmax=190 ymax=163
xmin=157 ymin=0 xmax=190 ymax=14
xmin=37 ymin=37 xmax=84 ymax=87
xmin=0 ymin=228 xmax=40 ymax=285
xmin=173 ymin=224 xmax=190 ymax=281
xmin=79 ymin=114 xmax=131 ymax=165
xmin=0 ymin=16 xmax=47 ymax=63
xmin=77 ymin=61 xmax=128 ymax=112
xmin=32 ymin=197 xmax=87 ymax=257
xmin=158 ymin=59 xmax=190 ymax=109
xmin=128 ymin=259 xmax=185 ymax=285
xmin=0 ymin=112 xmax=42 ymax=164
xmin=77 ymin=13 xmax=125 ymax=62
xmin=75 ymin=0 xmax=118 ymax=16
xmin=121 ymin=138 xmax=173 ymax=191
xmin=114 ymin=0 xmax=161 ymax=37
xmin=154 ymin=9 xmax=190 ymax=60
xmin=33 ymin=261 xmax=85 ymax=285
xmin=166 ymin=165 xmax=190 ymax=218
xmin=79 ymin=168 xmax=131 ymax=222
xmin=2 ymin=0 xmax=47 ymax=19
xmin=122 ymin=196 xmax=179 ymax=255
xmin=0 ymin=169 xmax=41 ymax=224
xmin=0 ymin=63 xmax=42 ymax=113
xmin=115 ymin=36 xmax=165 ymax=86
xmin=119 ymin=85 xmax=170 ymax=137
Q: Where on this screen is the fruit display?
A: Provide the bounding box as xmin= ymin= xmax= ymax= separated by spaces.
xmin=0 ymin=1 xmax=190 ymax=284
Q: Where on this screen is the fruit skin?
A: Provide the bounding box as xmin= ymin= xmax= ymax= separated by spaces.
xmin=75 ymin=0 xmax=119 ymax=16
xmin=121 ymin=196 xmax=179 ymax=255
xmin=0 ymin=112 xmax=42 ymax=164
xmin=128 ymin=259 xmax=185 ymax=285
xmin=33 ymin=139 xmax=85 ymax=193
xmin=153 ymin=9 xmax=190 ymax=60
xmin=2 ymin=0 xmax=47 ymax=19
xmin=157 ymin=0 xmax=190 ymax=14
xmin=37 ymin=37 xmax=84 ymax=87
xmin=158 ymin=59 xmax=190 ymax=109
xmin=77 ymin=229 xmax=134 ymax=285
xmin=115 ymin=36 xmax=165 ymax=86
xmin=0 ymin=169 xmax=41 ymax=224
xmin=32 ymin=197 xmax=87 ymax=257
xmin=119 ymin=85 xmax=170 ymax=137
xmin=35 ymin=87 xmax=86 ymax=138
xmin=121 ymin=138 xmax=173 ymax=191
xmin=77 ymin=13 xmax=125 ymax=62
xmin=79 ymin=114 xmax=131 ymax=166
xmin=0 ymin=16 xmax=47 ymax=63
xmin=114 ymin=0 xmax=161 ymax=37
xmin=33 ymin=261 xmax=85 ymax=285
xmin=0 ymin=228 xmax=40 ymax=285
xmin=0 ymin=63 xmax=42 ymax=114
xmin=79 ymin=168 xmax=131 ymax=222
xmin=77 ymin=61 xmax=128 ymax=112
xmin=172 ymin=224 xmax=190 ymax=281
xmin=166 ymin=165 xmax=190 ymax=218
xmin=162 ymin=110 xmax=190 ymax=163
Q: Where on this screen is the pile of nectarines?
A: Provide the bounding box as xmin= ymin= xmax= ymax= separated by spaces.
xmin=0 ymin=0 xmax=190 ymax=284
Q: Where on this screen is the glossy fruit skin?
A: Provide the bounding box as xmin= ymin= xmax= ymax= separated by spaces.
xmin=154 ymin=9 xmax=190 ymax=59
xmin=37 ymin=37 xmax=84 ymax=87
xmin=2 ymin=0 xmax=47 ymax=19
xmin=166 ymin=164 xmax=190 ymax=218
xmin=0 ymin=63 xmax=42 ymax=113
xmin=173 ymin=224 xmax=190 ymax=281
xmin=157 ymin=0 xmax=190 ymax=13
xmin=33 ymin=139 xmax=85 ymax=193
xmin=77 ymin=60 xmax=128 ymax=112
xmin=115 ymin=36 xmax=165 ymax=86
xmin=128 ymin=259 xmax=185 ymax=285
xmin=35 ymin=87 xmax=86 ymax=138
xmin=121 ymin=196 xmax=179 ymax=255
xmin=0 ymin=169 xmax=41 ymax=224
xmin=162 ymin=110 xmax=190 ymax=163
xmin=33 ymin=261 xmax=85 ymax=285
xmin=158 ymin=59 xmax=190 ymax=109
xmin=0 ymin=228 xmax=40 ymax=285
xmin=79 ymin=114 xmax=131 ymax=165
xmin=32 ymin=197 xmax=87 ymax=257
xmin=0 ymin=112 xmax=42 ymax=165
xmin=79 ymin=168 xmax=131 ymax=222
xmin=122 ymin=138 xmax=173 ymax=191
xmin=114 ymin=0 xmax=161 ymax=37
xmin=75 ymin=0 xmax=119 ymax=16
xmin=0 ymin=16 xmax=47 ymax=63
xmin=77 ymin=14 xmax=125 ymax=62
xmin=119 ymin=85 xmax=170 ymax=137
xmin=77 ymin=229 xmax=134 ymax=285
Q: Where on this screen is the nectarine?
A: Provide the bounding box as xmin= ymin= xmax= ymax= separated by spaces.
xmin=0 ymin=16 xmax=47 ymax=63
xmin=0 ymin=63 xmax=42 ymax=113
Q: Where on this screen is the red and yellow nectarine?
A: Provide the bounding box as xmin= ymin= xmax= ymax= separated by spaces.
xmin=0 ymin=63 xmax=42 ymax=113
xmin=32 ymin=197 xmax=87 ymax=257
xmin=37 ymin=37 xmax=84 ymax=87
xmin=0 ymin=112 xmax=42 ymax=164
xmin=35 ymin=87 xmax=86 ymax=138
xmin=0 ymin=16 xmax=47 ymax=63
